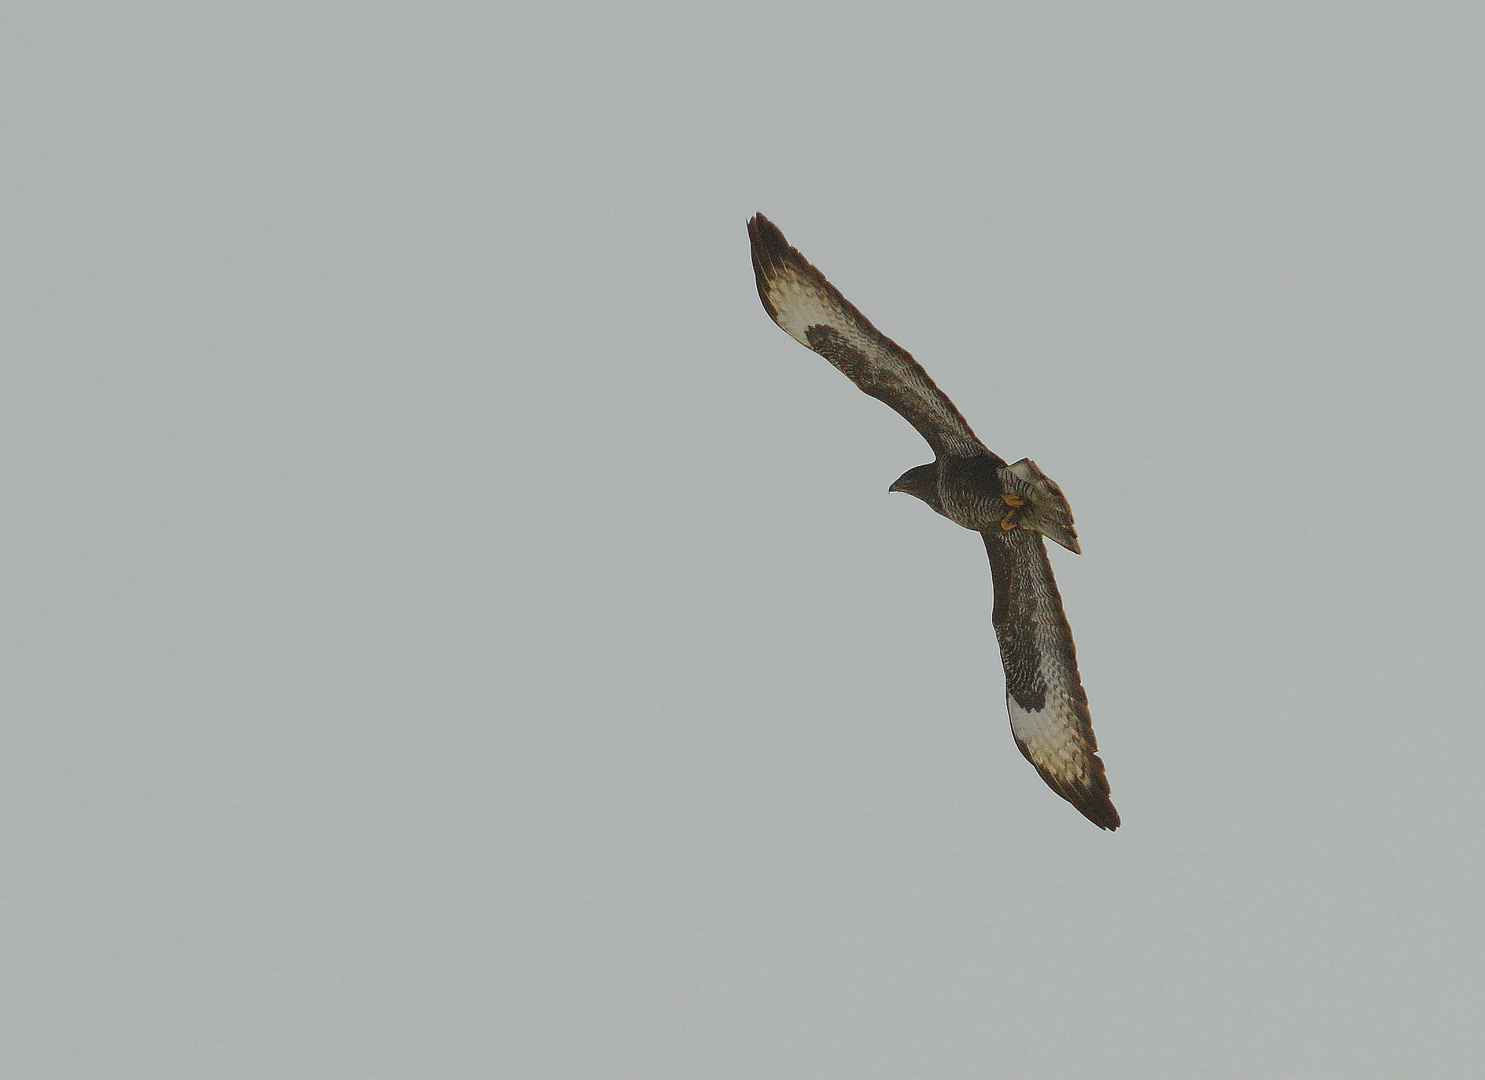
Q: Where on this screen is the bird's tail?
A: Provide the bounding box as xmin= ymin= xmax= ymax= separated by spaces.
xmin=999 ymin=459 xmax=1080 ymax=554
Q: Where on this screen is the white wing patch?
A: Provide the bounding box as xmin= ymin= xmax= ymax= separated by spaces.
xmin=758 ymin=271 xmax=835 ymax=352
xmin=1007 ymin=687 xmax=1106 ymax=809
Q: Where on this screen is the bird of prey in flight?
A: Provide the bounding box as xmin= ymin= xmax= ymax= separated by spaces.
xmin=748 ymin=214 xmax=1119 ymax=830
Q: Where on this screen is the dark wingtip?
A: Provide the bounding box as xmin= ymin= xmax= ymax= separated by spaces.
xmin=1079 ymin=795 xmax=1121 ymax=831
xmin=1064 ymin=774 xmax=1120 ymax=831
xmin=748 ymin=213 xmax=792 ymax=321
xmin=1017 ymin=739 xmax=1121 ymax=831
xmin=747 ymin=213 xmax=790 ymax=261
xmin=1048 ymin=773 xmax=1120 ymax=830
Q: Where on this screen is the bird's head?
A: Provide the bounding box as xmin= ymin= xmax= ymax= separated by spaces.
xmin=889 ymin=462 xmax=940 ymax=510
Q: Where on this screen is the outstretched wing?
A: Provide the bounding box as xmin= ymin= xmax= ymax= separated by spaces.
xmin=749 ymin=214 xmax=987 ymax=459
xmin=982 ymin=528 xmax=1119 ymax=829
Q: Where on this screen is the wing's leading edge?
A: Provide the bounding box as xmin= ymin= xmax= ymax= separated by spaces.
xmin=748 ymin=214 xmax=987 ymax=459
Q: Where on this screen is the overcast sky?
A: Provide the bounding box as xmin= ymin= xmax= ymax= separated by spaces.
xmin=4 ymin=3 xmax=1484 ymax=1077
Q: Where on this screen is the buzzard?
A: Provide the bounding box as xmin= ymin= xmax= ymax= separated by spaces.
xmin=748 ymin=214 xmax=1119 ymax=830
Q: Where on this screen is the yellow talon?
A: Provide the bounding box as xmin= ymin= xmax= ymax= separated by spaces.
xmin=1000 ymin=512 xmax=1018 ymax=530
xmin=1002 ymin=492 xmax=1025 ymax=507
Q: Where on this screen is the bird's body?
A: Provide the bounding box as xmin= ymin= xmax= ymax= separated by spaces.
xmin=748 ymin=214 xmax=1119 ymax=830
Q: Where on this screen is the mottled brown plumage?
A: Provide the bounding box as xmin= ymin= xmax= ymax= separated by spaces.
xmin=748 ymin=214 xmax=1118 ymax=830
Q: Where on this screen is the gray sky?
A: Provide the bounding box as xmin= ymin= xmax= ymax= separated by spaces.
xmin=4 ymin=3 xmax=1484 ymax=1077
